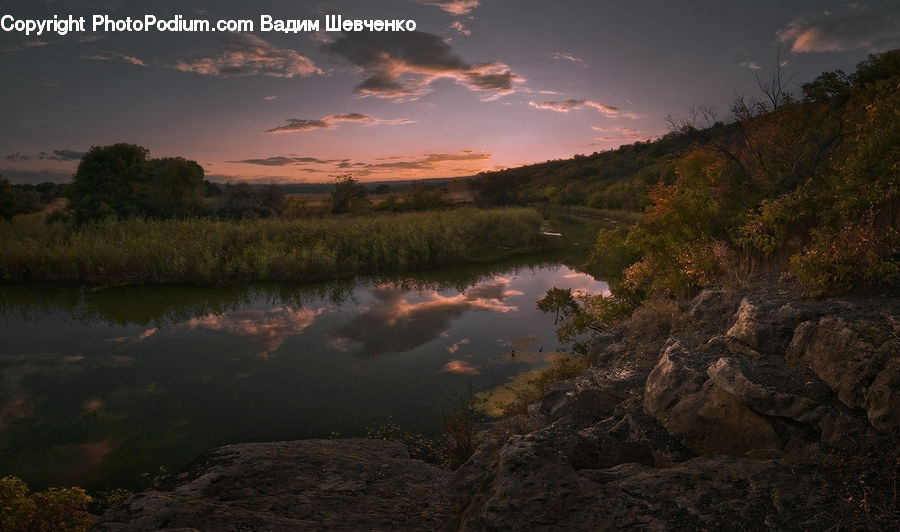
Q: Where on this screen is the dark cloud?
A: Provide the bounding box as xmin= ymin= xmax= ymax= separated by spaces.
xmin=365 ymin=151 xmax=490 ymax=170
xmin=39 ymin=149 xmax=84 ymax=161
xmin=230 ymin=156 xmax=336 ymax=166
xmin=405 ymin=0 xmax=480 ymax=16
xmin=265 ymin=113 xmax=413 ymax=134
xmin=4 ymin=152 xmax=30 ymax=162
xmin=325 ymin=31 xmax=520 ymax=99
xmin=777 ymin=2 xmax=900 ymax=53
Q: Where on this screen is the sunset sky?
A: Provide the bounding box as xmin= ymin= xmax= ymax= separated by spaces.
xmin=2 ymin=0 xmax=899 ymax=184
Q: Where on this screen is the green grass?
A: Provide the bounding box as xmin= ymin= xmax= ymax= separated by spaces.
xmin=0 ymin=208 xmax=545 ymax=284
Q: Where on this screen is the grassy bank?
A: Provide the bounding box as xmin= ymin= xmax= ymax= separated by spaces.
xmin=0 ymin=208 xmax=544 ymax=284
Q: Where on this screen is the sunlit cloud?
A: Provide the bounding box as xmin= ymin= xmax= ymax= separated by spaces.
xmin=441 ymin=359 xmax=480 ymax=375
xmin=171 ymin=33 xmax=321 ymax=77
xmin=185 ymin=307 xmax=323 ymax=358
xmin=79 ymin=33 xmax=322 ymax=78
xmin=265 ymin=113 xmax=415 ymax=134
xmin=592 ymin=126 xmax=647 ymax=141
xmin=529 ymin=99 xmax=619 ymax=116
xmin=451 ymin=21 xmax=472 ymax=36
xmin=777 ymin=3 xmax=900 ymax=53
xmin=740 ymin=61 xmax=762 ymax=70
xmin=325 ymin=30 xmax=521 ymax=100
xmin=553 ymin=51 xmax=587 ymax=67
xmin=406 ymin=0 xmax=481 ymax=16
xmin=82 ymin=52 xmax=145 ymax=66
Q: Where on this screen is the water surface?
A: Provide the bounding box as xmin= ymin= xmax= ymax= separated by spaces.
xmin=0 ymin=258 xmax=606 ymax=491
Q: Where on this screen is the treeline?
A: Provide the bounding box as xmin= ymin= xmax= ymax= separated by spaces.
xmin=0 ymin=179 xmax=68 ymax=220
xmin=583 ymin=49 xmax=900 ymax=298
xmin=471 ymin=130 xmax=693 ymax=211
xmin=58 ymin=144 xmax=290 ymax=223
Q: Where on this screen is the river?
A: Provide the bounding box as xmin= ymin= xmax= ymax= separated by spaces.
xmin=0 ymin=218 xmax=607 ymax=492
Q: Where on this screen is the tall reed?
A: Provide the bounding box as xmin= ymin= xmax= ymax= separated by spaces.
xmin=0 ymin=208 xmax=544 ymax=284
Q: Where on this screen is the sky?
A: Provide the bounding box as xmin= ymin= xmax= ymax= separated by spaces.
xmin=2 ymin=0 xmax=899 ymax=184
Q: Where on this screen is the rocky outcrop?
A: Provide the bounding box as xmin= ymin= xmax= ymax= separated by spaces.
xmin=96 ymin=280 xmax=899 ymax=531
xmin=94 ymin=439 xmax=450 ymax=531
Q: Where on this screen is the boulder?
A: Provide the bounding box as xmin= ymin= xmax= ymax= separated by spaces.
xmin=788 ymin=315 xmax=899 ymax=434
xmin=726 ymin=297 xmax=820 ymax=356
xmin=93 ymin=439 xmax=450 ymax=531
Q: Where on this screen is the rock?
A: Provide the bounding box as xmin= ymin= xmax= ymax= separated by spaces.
xmin=788 ymin=314 xmax=899 ymax=434
xmin=93 ymin=439 xmax=450 ymax=531
xmin=645 ymin=340 xmax=783 ymax=455
xmin=451 ymin=440 xmax=846 ymax=530
xmin=539 ymin=366 xmax=638 ymax=422
xmin=866 ymin=356 xmax=900 ymax=431
xmin=96 ymin=279 xmax=899 ymax=531
xmin=726 ymin=297 xmax=819 ymax=356
xmin=706 ymin=357 xmax=830 ymax=424
xmin=568 ymin=421 xmax=655 ymax=470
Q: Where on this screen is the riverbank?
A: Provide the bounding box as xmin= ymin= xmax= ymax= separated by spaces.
xmin=0 ymin=207 xmax=544 ymax=285
xmin=94 ymin=275 xmax=899 ymax=530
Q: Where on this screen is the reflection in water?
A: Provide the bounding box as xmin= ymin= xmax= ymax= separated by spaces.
xmin=59 ymin=439 xmax=117 ymax=485
xmin=184 ymin=308 xmax=323 ymax=358
xmin=331 ymin=278 xmax=522 ymax=357
xmin=447 ymin=338 xmax=470 ymax=353
xmin=0 ymin=259 xmax=610 ymax=493
xmin=441 ymin=359 xmax=481 ymax=375
xmin=0 ymin=395 xmax=32 ymax=431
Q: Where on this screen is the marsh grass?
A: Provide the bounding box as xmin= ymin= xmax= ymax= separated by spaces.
xmin=0 ymin=208 xmax=543 ymax=284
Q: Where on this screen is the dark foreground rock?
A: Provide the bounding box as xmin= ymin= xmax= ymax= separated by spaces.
xmin=95 ymin=279 xmax=899 ymax=531
xmin=95 ymin=439 xmax=450 ymax=531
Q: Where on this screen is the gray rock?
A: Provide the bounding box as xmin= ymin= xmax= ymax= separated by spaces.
xmin=94 ymin=439 xmax=450 ymax=531
xmin=788 ymin=314 xmax=899 ymax=434
xmin=726 ymin=297 xmax=819 ymax=356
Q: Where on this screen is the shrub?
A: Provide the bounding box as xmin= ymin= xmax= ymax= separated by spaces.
xmin=0 ymin=476 xmax=93 ymax=532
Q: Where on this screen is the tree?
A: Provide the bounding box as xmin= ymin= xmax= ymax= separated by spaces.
xmin=143 ymin=157 xmax=205 ymax=218
xmin=0 ymin=177 xmax=17 ymax=220
xmin=330 ymin=174 xmax=369 ymax=214
xmin=68 ymin=143 xmax=149 ymax=223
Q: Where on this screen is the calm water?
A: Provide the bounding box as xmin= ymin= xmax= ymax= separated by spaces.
xmin=0 ymin=257 xmax=606 ymax=491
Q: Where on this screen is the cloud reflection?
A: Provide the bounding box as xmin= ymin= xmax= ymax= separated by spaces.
xmin=185 ymin=307 xmax=322 ymax=358
xmin=330 ymin=279 xmax=520 ymax=357
xmin=441 ymin=360 xmax=480 ymax=375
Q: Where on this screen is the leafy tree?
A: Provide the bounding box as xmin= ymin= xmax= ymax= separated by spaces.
xmin=330 ymin=174 xmax=369 ymax=214
xmin=68 ymin=143 xmax=149 ymax=223
xmin=143 ymin=157 xmax=205 ymax=218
